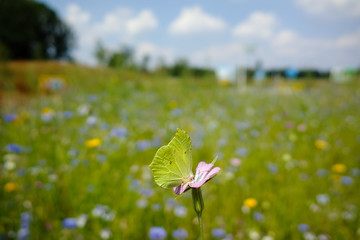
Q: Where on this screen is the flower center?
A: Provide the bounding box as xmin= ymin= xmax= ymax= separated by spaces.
xmin=182 ymin=174 xmax=194 ymax=184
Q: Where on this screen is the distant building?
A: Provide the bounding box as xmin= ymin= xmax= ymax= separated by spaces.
xmin=215 ymin=66 xmax=237 ymax=84
xmin=330 ymin=67 xmax=357 ymax=83
xmin=285 ymin=67 xmax=299 ymax=79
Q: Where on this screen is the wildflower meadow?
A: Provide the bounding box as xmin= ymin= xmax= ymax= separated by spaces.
xmin=1 ymin=63 xmax=360 ymax=239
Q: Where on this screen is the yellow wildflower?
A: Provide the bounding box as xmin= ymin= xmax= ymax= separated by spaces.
xmin=20 ymin=110 xmax=30 ymax=119
xmin=315 ymin=140 xmax=327 ymax=150
xmin=42 ymin=107 xmax=54 ymax=114
xmin=85 ymin=138 xmax=101 ymax=148
xmin=219 ymin=80 xmax=231 ymax=86
xmin=14 ymin=118 xmax=24 ymax=125
xmin=331 ymin=174 xmax=341 ymax=182
xmin=332 ymin=163 xmax=347 ymax=174
xmin=169 ymin=100 xmax=178 ymax=109
xmin=244 ymin=198 xmax=258 ymax=208
xmin=4 ymin=182 xmax=19 ymax=192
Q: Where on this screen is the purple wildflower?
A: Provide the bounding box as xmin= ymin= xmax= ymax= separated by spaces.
xmin=97 ymin=154 xmax=107 ymax=163
xmin=236 ymin=148 xmax=248 ymax=157
xmin=6 ymin=143 xmax=23 ymax=153
xmin=3 ymin=113 xmax=17 ymax=122
xmin=110 ymin=128 xmax=127 ymax=138
xmin=172 ymin=228 xmax=188 ymax=239
xmin=298 ymin=223 xmax=310 ymax=232
xmin=137 ymin=140 xmax=152 ymax=151
xmin=88 ymin=94 xmax=98 ymax=102
xmin=63 ymin=111 xmax=73 ymax=119
xmin=316 ymin=168 xmax=328 ymax=177
xmin=253 ymin=212 xmax=264 ymax=221
xmin=149 ymin=227 xmax=167 ymax=240
xmin=62 ymin=218 xmax=77 ymax=229
xmin=173 ymin=161 xmax=221 ymax=195
xmin=139 ymin=188 xmax=154 ymax=197
xmin=17 ymin=228 xmax=30 ymax=240
xmin=86 ymin=116 xmax=97 ymax=126
xmin=212 ymin=228 xmax=226 ymax=238
xmin=341 ymin=176 xmax=353 ymax=185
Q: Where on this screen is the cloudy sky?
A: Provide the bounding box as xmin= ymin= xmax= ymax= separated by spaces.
xmin=41 ymin=0 xmax=360 ymax=70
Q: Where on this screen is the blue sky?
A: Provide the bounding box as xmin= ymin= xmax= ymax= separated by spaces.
xmin=41 ymin=0 xmax=360 ymax=70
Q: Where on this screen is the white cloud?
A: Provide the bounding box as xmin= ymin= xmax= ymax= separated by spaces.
xmin=134 ymin=42 xmax=176 ymax=68
xmin=336 ymin=29 xmax=360 ymax=48
xmin=233 ymin=12 xmax=277 ymax=39
xmin=189 ymin=11 xmax=360 ymax=69
xmin=64 ymin=4 xmax=159 ymax=65
xmin=65 ymin=4 xmax=91 ymax=27
xmin=169 ymin=6 xmax=227 ymax=35
xmin=93 ymin=8 xmax=133 ymax=35
xmin=127 ymin=10 xmax=158 ymax=35
xmin=192 ymin=43 xmax=246 ymax=66
xmin=295 ymin=0 xmax=360 ymax=17
xmin=191 ymin=26 xmax=360 ymax=69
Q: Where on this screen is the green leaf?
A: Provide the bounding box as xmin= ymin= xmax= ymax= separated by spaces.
xmin=149 ymin=129 xmax=193 ymax=189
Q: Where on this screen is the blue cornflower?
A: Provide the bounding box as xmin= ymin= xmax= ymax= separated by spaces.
xmin=298 ymin=223 xmax=310 ymax=232
xmin=70 ymin=159 xmax=79 ymax=166
xmin=88 ymin=94 xmax=98 ymax=102
xmin=236 ymin=148 xmax=248 ymax=157
xmin=97 ymin=154 xmax=107 ymax=163
xmin=251 ymin=130 xmax=259 ymax=137
xmin=171 ymin=108 xmax=182 ymax=117
xmin=6 ymin=143 xmax=23 ymax=153
xmin=62 ymin=218 xmax=77 ymax=229
xmin=17 ymin=228 xmax=30 ymax=240
xmin=63 ymin=111 xmax=73 ymax=119
xmin=253 ymin=211 xmax=264 ymax=221
xmin=212 ymin=228 xmax=226 ymax=238
xmin=316 ymin=168 xmax=328 ymax=177
xmin=152 ymin=138 xmax=162 ymax=147
xmin=139 ymin=188 xmax=154 ymax=197
xmin=151 ymin=203 xmax=161 ymax=211
xmin=21 ymin=212 xmax=31 ymax=228
xmin=110 ymin=128 xmax=127 ymax=138
xmin=351 ymin=168 xmax=360 ymax=176
xmin=149 ymin=227 xmax=167 ymax=240
xmin=172 ymin=228 xmax=188 ymax=239
xmin=341 ymin=176 xmax=353 ymax=185
xmin=68 ymin=148 xmax=79 ymax=157
xmin=268 ymin=163 xmax=278 ymax=174
xmin=86 ymin=116 xmax=97 ymax=126
xmin=17 ymin=169 xmax=26 ymax=176
xmin=137 ymin=140 xmax=152 ymax=151
xmin=3 ymin=113 xmax=17 ymax=122
xmin=174 ymin=205 xmax=187 ymax=218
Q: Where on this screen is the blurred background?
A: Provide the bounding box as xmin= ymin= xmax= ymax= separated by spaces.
xmin=0 ymin=0 xmax=360 ymax=239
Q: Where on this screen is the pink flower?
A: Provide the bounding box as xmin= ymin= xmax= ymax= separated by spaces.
xmin=173 ymin=161 xmax=221 ymax=195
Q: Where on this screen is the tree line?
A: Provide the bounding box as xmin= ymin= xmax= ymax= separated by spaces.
xmin=0 ymin=0 xmax=74 ymax=61
xmin=1 ymin=0 xmax=358 ymax=80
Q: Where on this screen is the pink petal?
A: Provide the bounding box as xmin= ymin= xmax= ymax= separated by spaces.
xmin=190 ymin=167 xmax=221 ymax=188
xmin=173 ymin=183 xmax=189 ymax=195
xmin=195 ymin=162 xmax=214 ymax=175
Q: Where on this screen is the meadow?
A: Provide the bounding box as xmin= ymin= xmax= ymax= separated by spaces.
xmin=1 ymin=62 xmax=360 ymax=240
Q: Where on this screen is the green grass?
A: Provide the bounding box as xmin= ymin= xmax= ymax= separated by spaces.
xmin=1 ymin=62 xmax=360 ymax=239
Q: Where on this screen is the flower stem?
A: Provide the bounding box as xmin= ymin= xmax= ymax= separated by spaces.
xmin=198 ymin=213 xmax=204 ymax=240
xmin=192 ymin=188 xmax=204 ymax=240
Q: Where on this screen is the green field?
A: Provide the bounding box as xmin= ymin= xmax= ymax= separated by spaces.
xmin=1 ymin=62 xmax=360 ymax=239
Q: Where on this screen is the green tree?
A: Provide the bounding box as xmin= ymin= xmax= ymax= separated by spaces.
xmin=108 ymin=46 xmax=134 ymax=69
xmin=140 ymin=54 xmax=151 ymax=72
xmin=94 ymin=40 xmax=108 ymax=66
xmin=170 ymin=59 xmax=190 ymax=77
xmin=0 ymin=0 xmax=74 ymax=60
